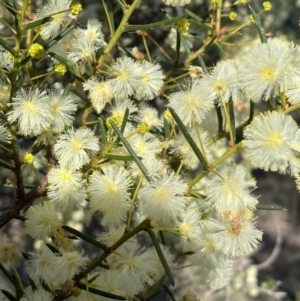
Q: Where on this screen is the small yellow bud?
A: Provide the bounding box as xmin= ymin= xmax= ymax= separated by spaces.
xmin=23 ymin=152 xmax=34 ymax=165
xmin=249 ymin=14 xmax=255 ymax=23
xmin=177 ymin=19 xmax=190 ymax=34
xmin=229 ymin=11 xmax=237 ymax=21
xmin=106 ymin=116 xmax=122 ymax=129
xmin=54 ymin=63 xmax=67 ymax=76
xmin=263 ymin=1 xmax=272 ymax=11
xmin=164 ymin=109 xmax=172 ymax=120
xmin=137 ymin=123 xmax=149 ymax=134
xmin=28 ymin=43 xmax=44 ymax=59
xmin=204 ymin=238 xmax=215 ymax=251
xmin=238 ymin=0 xmax=247 ymax=3
xmin=70 ymin=1 xmax=82 ymax=15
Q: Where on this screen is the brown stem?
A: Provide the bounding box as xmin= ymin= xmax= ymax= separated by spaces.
xmin=0 ymin=175 xmax=48 ymax=228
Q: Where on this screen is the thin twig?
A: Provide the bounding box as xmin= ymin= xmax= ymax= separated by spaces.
xmin=0 ymin=175 xmax=48 ymax=228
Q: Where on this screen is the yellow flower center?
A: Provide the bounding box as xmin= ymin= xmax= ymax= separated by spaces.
xmin=203 ymin=238 xmax=215 ymax=251
xmin=59 ymin=170 xmax=72 ymax=182
xmin=71 ymin=138 xmax=83 ymax=151
xmin=137 ymin=123 xmax=149 ymax=134
xmin=264 ymin=132 xmax=283 ymax=149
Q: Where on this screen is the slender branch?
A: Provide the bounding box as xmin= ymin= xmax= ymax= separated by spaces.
xmin=97 ymin=0 xmax=142 ymax=67
xmin=0 ymin=175 xmax=48 ymax=228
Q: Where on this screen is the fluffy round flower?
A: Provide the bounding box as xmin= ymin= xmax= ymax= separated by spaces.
xmin=167 ymin=28 xmax=194 ymax=52
xmin=92 ymin=270 xmax=124 ymax=298
xmin=7 ymin=88 xmax=53 ymax=136
xmin=25 ymin=202 xmax=62 ymax=240
xmin=134 ymin=61 xmax=165 ymax=101
xmin=111 ymin=245 xmax=160 ymax=297
xmin=128 ymin=154 xmax=166 ymax=180
xmin=168 ymin=79 xmax=215 ymax=126
xmin=139 ymin=170 xmax=188 ymax=223
xmin=83 ymin=77 xmax=113 ymax=113
xmin=0 ymin=233 xmax=22 ymax=263
xmin=36 ymin=0 xmax=72 ymax=40
xmin=26 ymin=245 xmax=60 ymax=287
xmin=67 ymin=40 xmax=98 ymax=64
xmin=208 ymin=211 xmax=262 ymax=257
xmin=89 ymin=165 xmax=132 ymax=226
xmin=178 ymin=208 xmax=203 ymax=252
xmin=203 ymin=59 xmax=240 ymax=104
xmin=108 ymin=57 xmax=141 ymax=100
xmin=135 ymin=106 xmax=163 ymax=132
xmin=105 ymin=98 xmax=138 ymax=128
xmin=243 ymin=111 xmax=298 ymax=173
xmin=189 ymin=234 xmax=228 ymax=270
xmin=48 ymin=84 xmax=78 ymax=132
xmin=0 ymin=78 xmax=11 ymax=105
xmin=0 ymin=51 xmax=13 ymax=71
xmin=0 ymin=122 xmax=11 ymax=143
xmin=238 ymin=39 xmax=300 ymax=102
xmin=205 ymin=164 xmax=258 ymax=215
xmin=206 ymin=258 xmax=233 ymax=290
xmin=20 ymin=288 xmax=53 ymax=301
xmin=55 ymin=249 xmax=89 ymax=283
xmin=53 ymin=127 xmax=99 ymax=169
xmin=47 ymin=166 xmax=87 ymax=210
xmin=126 ymin=133 xmax=161 ymax=157
xmin=73 ymin=19 xmax=106 ymax=48
xmin=27 ymin=245 xmax=88 ymax=288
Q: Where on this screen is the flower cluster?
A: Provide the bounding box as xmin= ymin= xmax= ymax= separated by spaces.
xmin=0 ymin=0 xmax=292 ymax=300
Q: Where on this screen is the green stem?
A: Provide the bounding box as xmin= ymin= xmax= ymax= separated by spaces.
xmin=216 ymin=0 xmax=223 ymax=35
xmin=223 ymin=102 xmax=234 ymax=145
xmin=142 ymin=34 xmax=151 ymax=63
xmin=31 ymin=70 xmax=54 ymax=80
xmin=102 ymin=0 xmax=114 ymax=35
xmin=279 ymin=90 xmax=286 ymax=110
xmin=147 ymin=34 xmax=173 ymax=62
xmin=0 ymin=159 xmax=14 ymax=169
xmin=211 ymin=141 xmax=242 ymax=169
xmin=194 ymin=123 xmax=207 ymax=162
xmin=126 ymin=177 xmax=143 ymax=231
xmin=188 ymin=142 xmax=242 ymax=188
xmin=0 ymin=143 xmax=13 ymax=154
xmin=0 ymin=17 xmax=16 ymax=34
xmin=11 ymin=263 xmax=24 ymax=296
xmin=21 ymin=0 xmax=30 ymax=20
xmin=185 ymin=34 xmax=217 ymax=64
xmin=38 ymin=73 xmax=54 ymax=88
xmin=284 ymin=102 xmax=300 ymax=115
xmin=10 ymin=136 xmax=25 ymax=201
xmin=97 ymin=0 xmax=141 ymax=67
